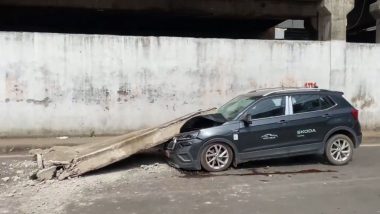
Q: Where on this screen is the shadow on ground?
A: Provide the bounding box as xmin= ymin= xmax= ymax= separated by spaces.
xmin=86 ymin=146 xmax=332 ymax=178
xmin=86 ymin=147 xmax=167 ymax=176
xmin=238 ymin=154 xmax=325 ymax=169
xmin=179 ymin=154 xmax=336 ymax=178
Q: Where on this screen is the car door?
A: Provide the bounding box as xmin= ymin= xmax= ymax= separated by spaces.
xmin=237 ymin=96 xmax=292 ymax=161
xmin=283 ymin=94 xmax=336 ymax=153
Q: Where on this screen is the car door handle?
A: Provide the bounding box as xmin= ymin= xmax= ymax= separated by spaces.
xmin=278 ymin=120 xmax=287 ymax=124
xmin=322 ymin=114 xmax=331 ymax=118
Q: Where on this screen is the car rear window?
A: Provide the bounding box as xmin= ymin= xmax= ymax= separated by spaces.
xmin=291 ymin=95 xmax=335 ymax=114
xmin=320 ymin=96 xmax=335 ymax=109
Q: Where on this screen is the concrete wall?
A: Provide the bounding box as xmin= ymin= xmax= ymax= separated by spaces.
xmin=344 ymin=43 xmax=380 ymax=130
xmin=0 ymin=32 xmax=377 ymax=137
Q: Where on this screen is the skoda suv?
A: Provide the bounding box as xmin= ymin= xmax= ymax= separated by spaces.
xmin=165 ymin=88 xmax=362 ymax=172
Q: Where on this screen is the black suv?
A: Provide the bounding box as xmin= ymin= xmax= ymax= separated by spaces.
xmin=165 ymin=88 xmax=362 ymax=172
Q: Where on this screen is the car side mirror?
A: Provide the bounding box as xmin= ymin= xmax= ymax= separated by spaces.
xmin=243 ymin=114 xmax=253 ymax=126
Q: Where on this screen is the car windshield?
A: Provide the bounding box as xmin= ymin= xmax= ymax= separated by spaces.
xmin=217 ymin=95 xmax=258 ymax=120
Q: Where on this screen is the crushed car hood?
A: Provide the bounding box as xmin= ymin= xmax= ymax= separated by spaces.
xmin=180 ymin=113 xmax=227 ymax=133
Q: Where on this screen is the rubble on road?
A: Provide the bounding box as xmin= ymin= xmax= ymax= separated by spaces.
xmin=2 ymin=177 xmax=10 ymax=182
xmin=0 ymin=160 xmax=38 ymax=182
xmin=36 ymin=166 xmax=57 ymax=181
xmin=140 ymin=162 xmax=163 ymax=173
xmin=30 ymin=108 xmax=215 ymax=180
xmin=12 ymin=176 xmax=20 ymax=182
xmin=0 ymin=155 xmax=177 ymax=214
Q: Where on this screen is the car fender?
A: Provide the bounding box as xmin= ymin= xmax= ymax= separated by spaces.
xmin=319 ymin=126 xmax=359 ymax=154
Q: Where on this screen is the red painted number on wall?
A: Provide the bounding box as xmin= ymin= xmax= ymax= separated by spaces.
xmin=304 ymin=82 xmax=318 ymax=88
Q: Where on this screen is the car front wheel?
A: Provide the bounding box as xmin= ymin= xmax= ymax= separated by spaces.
xmin=200 ymin=143 xmax=233 ymax=172
xmin=325 ymin=134 xmax=354 ymax=165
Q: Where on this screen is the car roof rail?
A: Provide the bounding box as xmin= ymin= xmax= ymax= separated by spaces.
xmin=248 ymin=87 xmax=301 ymax=93
xmin=248 ymin=87 xmax=340 ymax=97
xmin=262 ymin=88 xmax=322 ymax=96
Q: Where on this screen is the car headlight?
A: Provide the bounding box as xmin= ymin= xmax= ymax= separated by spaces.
xmin=177 ymin=131 xmax=200 ymax=141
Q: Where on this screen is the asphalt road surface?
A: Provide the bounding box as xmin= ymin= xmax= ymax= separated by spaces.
xmin=1 ymin=143 xmax=380 ymax=214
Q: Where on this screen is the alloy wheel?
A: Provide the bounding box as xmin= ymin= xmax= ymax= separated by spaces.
xmin=205 ymin=144 xmax=230 ymax=170
xmin=330 ymin=138 xmax=351 ymax=162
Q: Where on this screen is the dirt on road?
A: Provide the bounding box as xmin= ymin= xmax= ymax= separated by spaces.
xmin=0 ymin=150 xmax=179 ymax=214
xmin=2 ymin=145 xmax=380 ymax=214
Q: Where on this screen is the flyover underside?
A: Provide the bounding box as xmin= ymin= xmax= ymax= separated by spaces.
xmin=0 ymin=0 xmax=319 ymax=19
xmin=0 ymin=0 xmax=319 ymax=39
xmin=0 ymin=0 xmax=376 ymax=42
xmin=0 ymin=6 xmax=284 ymax=38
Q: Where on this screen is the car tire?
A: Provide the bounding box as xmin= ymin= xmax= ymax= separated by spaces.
xmin=325 ymin=134 xmax=354 ymax=165
xmin=200 ymin=142 xmax=233 ymax=172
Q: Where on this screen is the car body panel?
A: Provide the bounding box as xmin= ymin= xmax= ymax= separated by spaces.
xmin=164 ymin=88 xmax=362 ymax=170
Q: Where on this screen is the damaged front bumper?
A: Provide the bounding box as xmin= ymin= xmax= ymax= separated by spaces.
xmin=164 ymin=137 xmax=203 ymax=170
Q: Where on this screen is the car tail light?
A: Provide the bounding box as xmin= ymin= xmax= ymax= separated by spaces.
xmin=351 ymin=108 xmax=359 ymax=121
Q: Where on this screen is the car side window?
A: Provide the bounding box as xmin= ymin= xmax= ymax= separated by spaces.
xmin=320 ymin=96 xmax=335 ymax=109
xmin=248 ymin=97 xmax=285 ymax=119
xmin=292 ymin=95 xmax=336 ymax=114
xmin=292 ymin=95 xmax=320 ymax=113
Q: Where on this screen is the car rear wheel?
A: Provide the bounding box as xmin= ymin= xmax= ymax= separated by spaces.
xmin=200 ymin=143 xmax=233 ymax=172
xmin=325 ymin=134 xmax=354 ymax=165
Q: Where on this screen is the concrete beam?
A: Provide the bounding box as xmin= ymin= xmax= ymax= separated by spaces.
xmin=0 ymin=0 xmax=319 ymax=19
xmin=318 ymin=0 xmax=355 ymax=41
xmin=31 ymin=108 xmax=216 ymax=179
xmin=370 ymin=0 xmax=380 ymax=43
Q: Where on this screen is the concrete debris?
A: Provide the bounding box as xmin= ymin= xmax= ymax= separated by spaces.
xmin=46 ymin=160 xmax=71 ymax=166
xmin=1 ymin=162 xmax=6 ymax=166
xmin=46 ymin=179 xmax=56 ymax=184
xmin=20 ymin=180 xmax=37 ymax=187
xmin=36 ymin=154 xmax=44 ymax=169
xmin=13 ymin=176 xmax=20 ymax=182
xmin=56 ymin=136 xmax=69 ymax=140
xmin=31 ymin=108 xmax=215 ymax=180
xmin=2 ymin=177 xmax=10 ymax=182
xmin=140 ymin=165 xmax=150 ymax=170
xmin=29 ymin=169 xmax=39 ymax=179
xmin=56 ymin=168 xmax=64 ymax=178
xmin=27 ymin=180 xmax=36 ymax=186
xmin=140 ymin=163 xmax=160 ymax=170
xmin=23 ymin=161 xmax=36 ymax=168
xmin=0 ymin=158 xmax=175 ymax=214
xmin=16 ymin=170 xmax=24 ymax=174
xmin=36 ymin=166 xmax=57 ymax=181
xmin=22 ymin=180 xmax=33 ymax=187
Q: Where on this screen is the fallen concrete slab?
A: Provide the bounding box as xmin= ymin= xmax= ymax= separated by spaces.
xmin=31 ymin=108 xmax=216 ymax=180
xmin=36 ymin=166 xmax=57 ymax=181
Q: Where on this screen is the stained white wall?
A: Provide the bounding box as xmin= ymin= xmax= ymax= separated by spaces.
xmin=344 ymin=43 xmax=380 ymax=130
xmin=0 ymin=32 xmax=376 ymax=137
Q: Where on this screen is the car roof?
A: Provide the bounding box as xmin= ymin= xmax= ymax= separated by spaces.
xmin=245 ymin=87 xmax=342 ymax=97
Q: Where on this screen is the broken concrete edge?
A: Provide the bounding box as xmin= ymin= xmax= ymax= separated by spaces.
xmin=36 ymin=166 xmax=57 ymax=181
xmin=30 ymin=108 xmax=216 ymax=181
xmin=36 ymin=154 xmax=44 ymax=169
xmin=62 ymin=132 xmax=168 ymax=179
xmin=57 ymin=108 xmax=217 ymax=179
xmin=28 ymin=150 xmax=69 ymax=181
